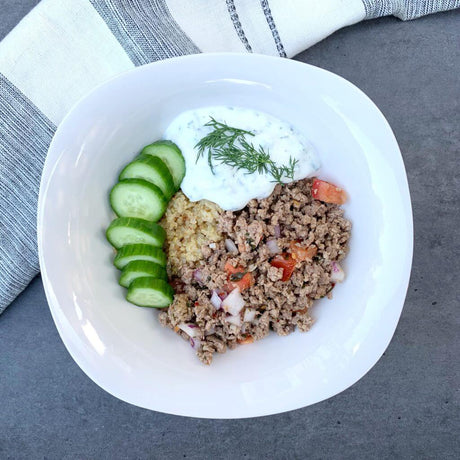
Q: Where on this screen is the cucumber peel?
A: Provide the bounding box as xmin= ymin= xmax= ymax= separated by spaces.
xmin=119 ymin=260 xmax=167 ymax=288
xmin=126 ymin=277 xmax=174 ymax=308
xmin=113 ymin=243 xmax=167 ymax=269
xmin=110 ymin=178 xmax=167 ymax=222
xmin=106 ymin=218 xmax=166 ymax=249
xmin=140 ymin=140 xmax=185 ymax=190
xmin=119 ymin=155 xmax=175 ymax=200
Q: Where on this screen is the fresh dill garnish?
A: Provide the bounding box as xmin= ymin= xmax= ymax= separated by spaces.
xmin=195 ymin=117 xmax=253 ymax=173
xmin=270 ymin=156 xmax=299 ymax=183
xmin=194 ymin=117 xmax=298 ymax=183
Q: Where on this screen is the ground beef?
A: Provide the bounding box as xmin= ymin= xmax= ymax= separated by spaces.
xmin=165 ymin=294 xmax=192 ymax=326
xmin=159 ymin=178 xmax=351 ymax=364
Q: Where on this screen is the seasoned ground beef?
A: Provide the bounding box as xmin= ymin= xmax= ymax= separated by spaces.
xmin=158 ymin=178 xmax=351 ymax=364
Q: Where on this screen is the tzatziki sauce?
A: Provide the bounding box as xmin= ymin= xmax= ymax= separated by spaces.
xmin=164 ymin=106 xmax=320 ymax=210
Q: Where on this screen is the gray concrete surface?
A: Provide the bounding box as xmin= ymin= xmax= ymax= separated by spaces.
xmin=1 ymin=3 xmax=459 ymax=459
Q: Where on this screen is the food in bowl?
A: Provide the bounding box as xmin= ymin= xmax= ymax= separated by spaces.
xmin=105 ymin=106 xmax=351 ymax=364
xmin=160 ymin=179 xmax=350 ymax=364
xmin=165 ymin=106 xmax=320 ymax=210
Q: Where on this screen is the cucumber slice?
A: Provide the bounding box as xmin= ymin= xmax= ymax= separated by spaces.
xmin=140 ymin=140 xmax=185 ymax=190
xmin=113 ymin=244 xmax=167 ymax=269
xmin=110 ymin=178 xmax=167 ymax=221
xmin=126 ymin=277 xmax=174 ymax=308
xmin=106 ymin=218 xmax=166 ymax=249
xmin=119 ymin=155 xmax=175 ymax=200
xmin=119 ymin=260 xmax=167 ymax=288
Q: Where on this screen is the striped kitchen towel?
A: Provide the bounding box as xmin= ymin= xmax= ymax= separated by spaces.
xmin=1 ymin=0 xmax=459 ymax=313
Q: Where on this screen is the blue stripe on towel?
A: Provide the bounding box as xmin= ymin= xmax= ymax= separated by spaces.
xmin=89 ymin=0 xmax=200 ymax=66
xmin=0 ymin=73 xmax=56 ymax=312
xmin=226 ymin=0 xmax=253 ymax=52
xmin=362 ymin=0 xmax=460 ymax=20
xmin=260 ymin=0 xmax=287 ymax=57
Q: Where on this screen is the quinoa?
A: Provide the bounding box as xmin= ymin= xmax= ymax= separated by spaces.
xmin=159 ymin=178 xmax=351 ymax=364
xmin=160 ymin=191 xmax=223 ymax=275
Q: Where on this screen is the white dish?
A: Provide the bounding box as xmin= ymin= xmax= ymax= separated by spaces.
xmin=37 ymin=53 xmax=413 ymax=419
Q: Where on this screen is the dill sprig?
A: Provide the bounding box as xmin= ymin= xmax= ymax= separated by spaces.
xmin=270 ymin=156 xmax=299 ymax=183
xmin=195 ymin=117 xmax=298 ymax=183
xmin=195 ymin=117 xmax=253 ymax=173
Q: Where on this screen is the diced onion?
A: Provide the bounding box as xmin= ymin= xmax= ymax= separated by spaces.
xmin=225 ymin=315 xmax=242 ymax=326
xmin=217 ymin=290 xmax=228 ymax=301
xmin=266 ymin=239 xmax=281 ymax=254
xmin=178 ymin=323 xmax=200 ymax=338
xmin=225 ymin=238 xmax=238 ymax=254
xmin=243 ymin=308 xmax=257 ymax=323
xmin=190 ymin=338 xmax=202 ymax=350
xmin=274 ymin=225 xmax=281 ymax=238
xmin=210 ymin=290 xmax=222 ymax=310
xmin=193 ymin=269 xmax=204 ymax=284
xmin=330 ymin=262 xmax=345 ymax=282
xmin=209 ymin=243 xmax=216 ymax=249
xmin=205 ymin=327 xmax=216 ymax=336
xmin=222 ymin=288 xmax=245 ymax=316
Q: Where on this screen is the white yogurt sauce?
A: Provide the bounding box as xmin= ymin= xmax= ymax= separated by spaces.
xmin=164 ymin=106 xmax=320 ymax=210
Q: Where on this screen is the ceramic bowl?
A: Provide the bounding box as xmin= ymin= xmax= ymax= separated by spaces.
xmin=38 ymin=53 xmax=413 ymax=418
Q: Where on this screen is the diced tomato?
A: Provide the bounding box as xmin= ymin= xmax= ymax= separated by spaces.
xmin=311 ymin=179 xmax=347 ymax=204
xmin=224 ymin=273 xmax=254 ymax=292
xmin=224 ymin=261 xmax=243 ymax=275
xmin=224 ymin=261 xmax=254 ymax=292
xmin=270 ymin=253 xmax=297 ymax=282
xmin=237 ymin=273 xmax=254 ymax=290
xmin=237 ymin=335 xmax=254 ymax=345
xmin=289 ymin=242 xmax=317 ymax=261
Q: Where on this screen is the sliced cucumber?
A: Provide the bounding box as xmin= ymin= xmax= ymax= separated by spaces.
xmin=113 ymin=244 xmax=167 ymax=269
xmin=119 ymin=155 xmax=175 ymax=200
xmin=126 ymin=277 xmax=174 ymax=308
xmin=119 ymin=260 xmax=167 ymax=288
xmin=140 ymin=140 xmax=185 ymax=190
xmin=110 ymin=178 xmax=167 ymax=221
xmin=106 ymin=218 xmax=166 ymax=249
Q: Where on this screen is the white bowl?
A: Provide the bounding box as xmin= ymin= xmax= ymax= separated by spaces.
xmin=38 ymin=53 xmax=413 ymax=418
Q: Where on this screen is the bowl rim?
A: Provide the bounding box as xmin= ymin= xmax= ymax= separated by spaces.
xmin=37 ymin=52 xmax=413 ymax=418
